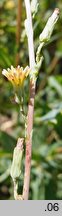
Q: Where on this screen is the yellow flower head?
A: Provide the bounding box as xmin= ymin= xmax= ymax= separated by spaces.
xmin=2 ymin=65 xmax=30 ymax=87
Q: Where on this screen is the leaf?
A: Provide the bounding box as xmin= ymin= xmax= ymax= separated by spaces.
xmin=48 ymin=76 xmax=62 ymax=97
xmin=39 ymin=108 xmax=61 ymax=122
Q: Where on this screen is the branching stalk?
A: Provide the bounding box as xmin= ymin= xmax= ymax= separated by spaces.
xmin=23 ymin=0 xmax=36 ymax=200
xmin=23 ymin=5 xmax=59 ymax=201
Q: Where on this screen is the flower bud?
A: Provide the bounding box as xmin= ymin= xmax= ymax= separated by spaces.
xmin=10 ymin=138 xmax=24 ymax=181
xmin=40 ymin=8 xmax=59 ymax=43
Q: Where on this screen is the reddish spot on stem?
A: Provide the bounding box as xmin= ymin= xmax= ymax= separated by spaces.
xmin=26 ymin=149 xmax=29 ymax=156
xmin=28 ymin=156 xmax=31 ymax=164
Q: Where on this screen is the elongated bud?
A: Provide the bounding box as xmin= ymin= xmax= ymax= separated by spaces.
xmin=31 ymin=0 xmax=38 ymax=14
xmin=40 ymin=8 xmax=59 ymax=43
xmin=10 ymin=138 xmax=24 ymax=181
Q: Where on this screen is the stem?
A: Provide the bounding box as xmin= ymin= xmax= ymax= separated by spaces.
xmin=16 ymin=0 xmax=22 ymax=66
xmin=23 ymin=0 xmax=35 ymax=200
xmin=23 ymin=82 xmax=35 ymax=200
xmin=24 ymin=0 xmax=35 ymax=69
